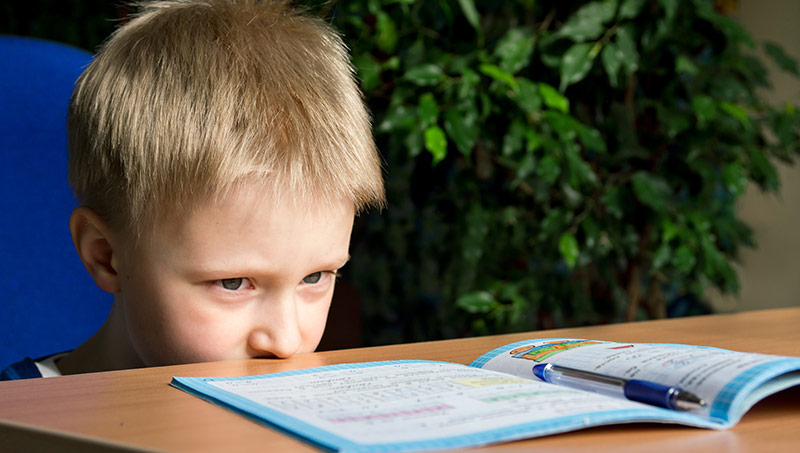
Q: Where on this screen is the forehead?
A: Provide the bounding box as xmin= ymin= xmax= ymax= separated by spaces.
xmin=136 ymin=182 xmax=355 ymax=270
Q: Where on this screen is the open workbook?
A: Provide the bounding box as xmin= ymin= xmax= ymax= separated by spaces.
xmin=171 ymin=338 xmax=800 ymax=452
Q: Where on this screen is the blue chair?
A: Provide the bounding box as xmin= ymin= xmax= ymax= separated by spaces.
xmin=0 ymin=36 xmax=110 ymax=369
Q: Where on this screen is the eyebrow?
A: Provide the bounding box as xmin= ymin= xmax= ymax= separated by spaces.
xmin=323 ymin=254 xmax=351 ymax=271
xmin=187 ymin=254 xmax=351 ymax=280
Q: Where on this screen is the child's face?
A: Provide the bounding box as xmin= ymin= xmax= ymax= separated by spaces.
xmin=112 ymin=184 xmax=355 ymax=366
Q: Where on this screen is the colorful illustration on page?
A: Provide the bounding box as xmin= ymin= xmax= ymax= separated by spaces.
xmin=508 ymin=340 xmax=605 ymax=362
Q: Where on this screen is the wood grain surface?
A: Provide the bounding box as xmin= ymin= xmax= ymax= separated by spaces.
xmin=1 ymin=307 xmax=798 ymax=452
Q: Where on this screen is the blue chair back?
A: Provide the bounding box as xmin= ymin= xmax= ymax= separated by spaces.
xmin=0 ymin=36 xmax=110 ymax=369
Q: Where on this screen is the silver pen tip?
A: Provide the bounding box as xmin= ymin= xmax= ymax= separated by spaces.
xmin=675 ymin=391 xmax=707 ymax=411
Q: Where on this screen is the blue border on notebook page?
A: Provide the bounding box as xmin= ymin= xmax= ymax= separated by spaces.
xmin=709 ymin=358 xmax=800 ymax=420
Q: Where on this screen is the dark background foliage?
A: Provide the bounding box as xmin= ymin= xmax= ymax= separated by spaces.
xmin=1 ymin=1 xmax=121 ymax=51
xmin=4 ymin=0 xmax=798 ymax=348
xmin=318 ymin=0 xmax=800 ymax=346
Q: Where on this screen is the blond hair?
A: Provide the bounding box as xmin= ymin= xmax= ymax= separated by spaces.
xmin=68 ymin=0 xmax=384 ymax=237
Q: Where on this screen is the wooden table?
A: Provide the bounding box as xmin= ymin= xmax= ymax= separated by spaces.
xmin=1 ymin=307 xmax=799 ymax=452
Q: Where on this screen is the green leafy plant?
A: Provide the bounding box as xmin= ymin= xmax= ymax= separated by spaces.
xmin=320 ymin=0 xmax=800 ymax=345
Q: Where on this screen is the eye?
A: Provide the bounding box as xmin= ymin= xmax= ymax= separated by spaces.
xmin=216 ymin=278 xmax=252 ymax=291
xmin=302 ymin=272 xmax=322 ymax=284
xmin=301 ymin=271 xmax=339 ymax=285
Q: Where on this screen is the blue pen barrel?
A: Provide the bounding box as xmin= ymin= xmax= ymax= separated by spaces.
xmin=624 ymin=380 xmax=676 ymax=410
xmin=533 ymin=363 xmax=627 ymax=399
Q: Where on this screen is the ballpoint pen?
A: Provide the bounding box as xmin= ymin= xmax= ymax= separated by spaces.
xmin=531 ymin=363 xmax=707 ymax=411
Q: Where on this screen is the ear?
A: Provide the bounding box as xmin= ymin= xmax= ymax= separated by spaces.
xmin=70 ymin=207 xmax=121 ymax=294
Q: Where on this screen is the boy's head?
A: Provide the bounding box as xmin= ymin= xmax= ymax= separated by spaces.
xmin=68 ymin=0 xmax=384 ymax=237
xmin=63 ymin=0 xmax=384 ymax=370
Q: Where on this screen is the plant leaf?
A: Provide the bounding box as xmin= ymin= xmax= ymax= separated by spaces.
xmin=424 ymin=125 xmax=448 ymax=164
xmin=560 ymin=42 xmax=595 ymax=91
xmin=503 ymin=120 xmax=527 ymax=157
xmin=601 ymin=42 xmax=622 ymax=87
xmin=565 ymin=144 xmax=598 ymax=187
xmin=495 ymin=27 xmax=536 ymax=74
xmin=723 ymin=163 xmax=746 ymax=196
xmin=673 ymin=245 xmax=696 ymax=273
xmin=514 ymin=78 xmax=542 ymax=113
xmin=444 ymin=108 xmax=478 ymax=156
xmin=559 ymin=233 xmax=580 ymax=268
xmin=513 ymin=151 xmax=537 ymax=183
xmin=404 ymin=64 xmax=444 ymax=86
xmin=691 ymin=95 xmax=717 ymax=127
xmin=615 ymin=25 xmax=639 ymax=74
xmin=659 ymin=0 xmax=678 ymax=21
xmin=602 ymin=186 xmax=624 ymax=219
xmin=456 ymin=0 xmax=482 ymax=34
xmin=652 ymin=243 xmax=671 ymax=270
xmin=537 ymin=155 xmax=561 ymax=183
xmin=577 ymin=125 xmax=607 ymax=153
xmin=377 ymin=104 xmax=415 ymax=133
xmin=418 ymin=93 xmax=439 ymax=128
xmin=631 ymin=171 xmax=672 ymax=212
xmin=479 ymin=63 xmax=518 ymax=89
xmin=764 ymin=41 xmax=800 ymax=77
xmin=558 ymin=0 xmax=618 ymax=42
xmin=459 ymin=68 xmax=480 ymax=99
xmin=620 ymin=0 xmax=646 ymax=19
xmin=675 ymin=55 xmax=698 ymax=75
xmin=539 ymin=83 xmax=570 ymax=113
xmin=661 ymin=219 xmax=679 ymax=242
xmin=747 ymin=146 xmax=779 ymax=191
xmin=456 ymin=290 xmax=495 ymax=314
xmin=353 ymin=53 xmax=381 ymax=92
xmin=405 ymin=128 xmax=423 ymax=158
xmin=375 ymin=11 xmax=398 ymax=53
xmin=545 ymin=111 xmax=578 ymax=142
xmin=720 ymin=102 xmax=752 ymax=129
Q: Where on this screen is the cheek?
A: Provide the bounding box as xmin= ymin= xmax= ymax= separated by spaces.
xmin=298 ymin=292 xmax=335 ymax=353
xmin=160 ymin=301 xmax=256 ymax=364
xmin=122 ymin=277 xmax=250 ymax=365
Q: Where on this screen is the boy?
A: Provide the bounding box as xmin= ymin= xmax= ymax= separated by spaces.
xmin=1 ymin=0 xmax=384 ymax=379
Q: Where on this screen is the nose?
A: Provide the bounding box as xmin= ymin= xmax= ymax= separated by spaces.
xmin=248 ymin=292 xmax=302 ymax=359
